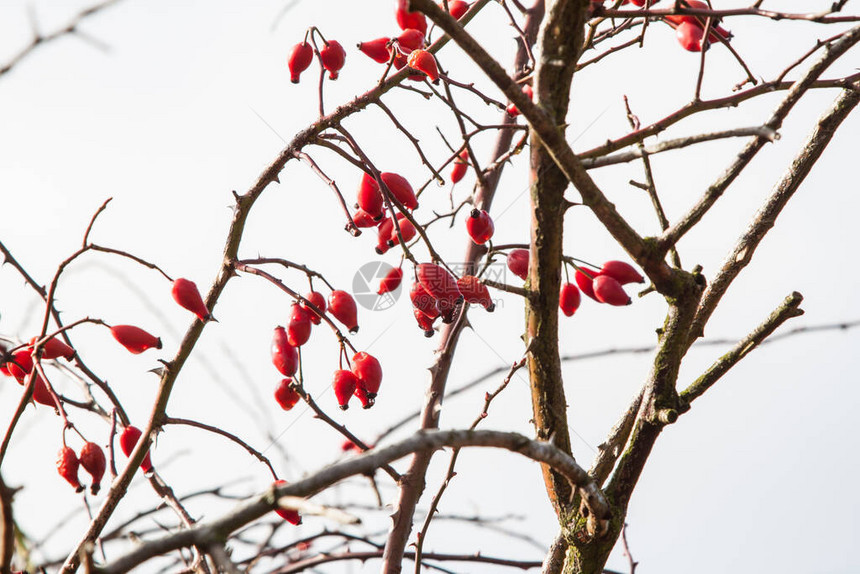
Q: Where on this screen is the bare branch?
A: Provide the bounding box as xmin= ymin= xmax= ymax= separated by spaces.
xmin=0 ymin=0 xmax=123 ymax=79
xmin=681 ymin=292 xmax=804 ymax=405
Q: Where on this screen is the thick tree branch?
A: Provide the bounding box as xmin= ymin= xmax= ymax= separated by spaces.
xmin=524 ymin=0 xmax=588 ymax=525
xmin=95 ymin=429 xmax=610 ymax=574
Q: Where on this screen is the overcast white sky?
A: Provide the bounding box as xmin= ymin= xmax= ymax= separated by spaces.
xmin=1 ymin=1 xmax=858 ymax=573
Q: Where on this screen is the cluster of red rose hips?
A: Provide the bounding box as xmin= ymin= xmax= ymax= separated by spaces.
xmin=268 ymin=288 xmax=384 ymax=411
xmin=288 ymin=2 xmax=470 ymax=86
xmin=55 ymin=425 xmax=155 ymax=494
xmin=56 ymin=442 xmax=105 ymax=495
xmin=409 ymin=262 xmax=494 ymax=336
xmin=288 ymin=30 xmax=346 ymax=84
xmin=589 ymin=0 xmax=732 ymax=52
xmin=505 ymin=249 xmax=645 ymax=315
xmin=0 ymin=276 xmax=216 ymax=492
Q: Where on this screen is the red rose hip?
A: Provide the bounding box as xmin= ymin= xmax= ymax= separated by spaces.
xmin=79 ymin=442 xmax=106 ymax=495
xmin=119 ymin=425 xmax=153 ymax=473
xmin=559 ymin=283 xmax=581 ymax=317
xmin=273 ymin=479 xmax=302 ymax=524
xmin=352 ymin=352 xmax=383 ymax=398
xmin=466 ymin=209 xmax=494 ymax=245
xmin=457 ymin=276 xmax=495 ymax=311
xmin=358 ymin=37 xmax=392 ymax=63
xmin=275 ymin=378 xmax=301 ymax=411
xmin=593 ymin=275 xmax=632 ymax=306
xmin=320 ymin=40 xmax=346 ymax=79
xmin=171 ymin=278 xmax=212 ymax=321
xmin=329 ymin=290 xmax=359 ymax=333
xmin=407 ymin=49 xmax=439 ymax=82
xmin=29 ymin=335 xmax=75 ymax=361
xmin=57 ymin=446 xmax=84 ymax=492
xmin=599 ymin=260 xmax=644 ymax=285
xmin=287 ymin=303 xmax=312 ymax=347
xmin=333 ymin=369 xmax=359 ymax=409
xmin=506 ymin=249 xmax=529 ymax=280
xmin=110 ymin=325 xmax=162 ymax=354
xmin=271 ymin=326 xmax=299 ymax=377
xmin=301 ymin=291 xmax=327 ymax=325
xmin=288 ymin=41 xmax=314 ymax=83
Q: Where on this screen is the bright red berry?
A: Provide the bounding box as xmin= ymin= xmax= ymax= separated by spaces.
xmin=357 ymin=172 xmax=384 ymax=219
xmin=301 ymin=291 xmax=327 ymax=325
xmin=559 ymin=283 xmax=582 ymax=317
xmin=395 ymin=28 xmax=426 ymax=55
xmin=410 ymin=281 xmax=440 ymax=319
xmin=352 ymin=352 xmax=382 ymax=398
xmin=341 ymin=439 xmax=360 ymax=452
xmin=272 ymin=326 xmax=299 ymax=377
xmin=288 ymin=41 xmax=314 ymax=83
xmin=466 ymin=209 xmax=495 ymax=244
xmin=407 ymin=49 xmax=439 ymax=82
xmin=456 ymin=276 xmax=495 ymax=311
xmin=79 ymin=442 xmax=106 ymax=495
xmin=676 ymin=21 xmax=706 ymax=51
xmin=31 ymin=373 xmax=56 ymax=407
xmin=600 ymin=260 xmax=644 ymax=285
xmin=388 ymin=214 xmax=416 ymax=247
xmin=320 ymin=40 xmax=346 ymax=79
xmin=273 ymin=479 xmax=302 ymax=524
xmin=354 ymin=384 xmax=373 ymax=408
xmin=506 ymin=84 xmax=533 ymax=117
xmin=110 ymin=325 xmax=162 ymax=354
xmin=395 ymin=1 xmax=428 ymax=35
xmin=120 ymin=426 xmax=153 ymax=473
xmin=358 ymin=37 xmax=392 ymax=63
xmin=287 ymin=303 xmax=312 ymax=347
xmin=275 ymin=378 xmax=301 ymax=411
xmin=417 ymin=263 xmax=461 ymax=305
xmin=7 ymin=350 xmax=34 ymax=382
xmin=664 ymin=0 xmax=731 ymax=41
xmin=57 ymin=446 xmax=84 ymax=492
xmin=352 ymin=209 xmax=378 ymax=228
xmin=29 ymin=335 xmax=75 ymax=361
xmin=413 ymin=308 xmax=437 ymax=337
xmin=507 ymin=249 xmax=529 ymax=280
xmin=329 ymin=290 xmax=359 ymax=333
xmin=593 ymin=275 xmax=632 ymax=306
xmin=380 ymin=172 xmax=418 ymax=210
xmin=376 ymin=217 xmax=394 ymax=255
xmin=450 ymin=150 xmax=468 ymax=183
xmin=443 ymin=0 xmax=471 ymax=18
xmin=171 ymin=278 xmax=211 ymax=322
xmin=575 ymin=268 xmax=600 ymax=301
xmin=333 ymin=369 xmax=359 ymax=409
xmin=378 ymin=267 xmax=404 ymax=295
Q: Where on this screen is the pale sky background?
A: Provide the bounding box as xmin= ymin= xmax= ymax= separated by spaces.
xmin=0 ymin=1 xmax=858 ymax=573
